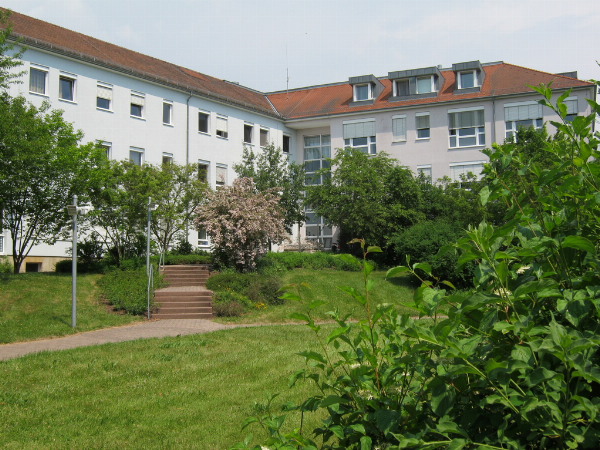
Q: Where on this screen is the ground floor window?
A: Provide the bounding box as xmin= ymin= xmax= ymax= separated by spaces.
xmin=305 ymin=212 xmax=333 ymax=249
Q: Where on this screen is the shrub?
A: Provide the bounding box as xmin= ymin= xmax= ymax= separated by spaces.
xmin=98 ymin=267 xmax=161 ymax=315
xmin=0 ymin=256 xmax=12 ymax=274
xmin=212 ymin=301 xmax=245 ymax=317
xmin=206 ymin=272 xmax=254 ymax=293
xmin=212 ymin=290 xmax=253 ymax=308
xmin=162 ymin=253 xmax=212 ymax=265
xmin=256 ymin=251 xmax=362 ymax=273
xmin=245 ymin=276 xmax=283 ymax=306
xmin=54 ymin=258 xmax=109 ymax=274
xmin=390 ymin=219 xmax=475 ymax=288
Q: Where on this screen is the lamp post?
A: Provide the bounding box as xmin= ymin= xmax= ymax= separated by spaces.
xmin=66 ymin=195 xmax=79 ymax=328
xmin=147 ymin=197 xmax=157 ymax=275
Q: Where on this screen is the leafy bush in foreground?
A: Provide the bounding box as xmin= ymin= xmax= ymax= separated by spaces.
xmin=232 ymin=87 xmax=600 ymax=449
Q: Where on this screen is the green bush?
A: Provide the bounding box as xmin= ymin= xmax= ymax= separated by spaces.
xmin=0 ymin=256 xmax=12 ymax=274
xmin=390 ymin=219 xmax=475 ymax=288
xmin=206 ymin=272 xmax=254 ymax=293
xmin=212 ymin=290 xmax=253 ymax=308
xmin=54 ymin=258 xmax=109 ymax=274
xmin=162 ymin=253 xmax=212 ymax=265
xmin=212 ymin=301 xmax=245 ymax=317
xmin=207 ymin=272 xmax=284 ymax=308
xmin=98 ymin=267 xmax=161 ymax=315
xmin=245 ymin=276 xmax=283 ymax=306
xmin=257 ymin=251 xmax=362 ymax=273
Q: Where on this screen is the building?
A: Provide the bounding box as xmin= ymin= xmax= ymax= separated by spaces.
xmin=1 ymin=9 xmax=596 ymax=271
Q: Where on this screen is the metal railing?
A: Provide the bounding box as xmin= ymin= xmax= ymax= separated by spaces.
xmin=147 ymin=263 xmax=154 ymax=320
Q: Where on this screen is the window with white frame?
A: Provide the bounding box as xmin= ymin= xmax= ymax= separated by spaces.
xmin=162 ymin=153 xmax=173 ymax=164
xmin=394 ymin=79 xmax=410 ymax=97
xmin=216 ymin=115 xmax=228 ymax=138
xmin=450 ymin=161 xmax=485 ymax=183
xmin=416 ymin=76 xmax=434 ymax=94
xmin=353 ymin=84 xmax=372 ymax=102
xmin=97 ymin=83 xmax=112 ymax=110
xmin=129 ymin=147 xmax=144 ymax=166
xmin=100 ymin=141 xmax=111 ymax=159
xmin=417 ymin=165 xmax=432 ymax=180
xmin=198 ymin=228 xmax=209 ymax=247
xmin=260 ymin=128 xmax=269 ymax=147
xmin=416 ymin=113 xmax=430 ymax=139
xmin=283 ymin=135 xmax=290 ymax=153
xmin=564 ymin=97 xmax=578 ymax=122
xmin=216 ymin=164 xmax=227 ymax=186
xmin=392 ymin=115 xmax=407 ymax=142
xmin=163 ymin=101 xmax=173 ymax=125
xmin=457 ymin=71 xmax=477 ymax=89
xmin=59 ymin=74 xmax=76 ymax=102
xmin=198 ymin=160 xmax=209 ymax=183
xmin=0 ymin=235 xmax=3 ymax=254
xmin=304 ymin=135 xmax=331 ymax=186
xmin=504 ymin=101 xmax=543 ymax=139
xmin=448 ymin=107 xmax=485 ymax=148
xmin=130 ymin=92 xmax=145 ymax=118
xmin=305 ymin=212 xmax=333 ymax=249
xmin=198 ymin=111 xmax=209 ymax=133
xmin=29 ymin=66 xmax=48 ymax=95
xmin=243 ymin=123 xmax=253 ymax=144
xmin=343 ymin=119 xmax=376 ymax=154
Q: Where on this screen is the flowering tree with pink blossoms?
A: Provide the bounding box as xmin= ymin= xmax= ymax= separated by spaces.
xmin=194 ymin=177 xmax=286 ymax=271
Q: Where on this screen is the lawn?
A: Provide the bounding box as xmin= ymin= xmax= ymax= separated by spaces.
xmin=0 ymin=273 xmax=142 ymax=344
xmin=0 ymin=325 xmax=328 ymax=450
xmin=213 ymin=269 xmax=418 ymax=324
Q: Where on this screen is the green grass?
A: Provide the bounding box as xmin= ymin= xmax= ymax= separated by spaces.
xmin=214 ymin=269 xmax=417 ymax=324
xmin=0 ymin=325 xmax=328 ymax=450
xmin=0 ymin=273 xmax=143 ymax=344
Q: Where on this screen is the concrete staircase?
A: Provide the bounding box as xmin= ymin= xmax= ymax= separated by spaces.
xmin=153 ymin=265 xmax=213 ymax=319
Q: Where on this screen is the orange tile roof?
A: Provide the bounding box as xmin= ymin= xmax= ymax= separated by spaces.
xmin=1 ymin=9 xmax=277 ymax=116
xmin=267 ymin=64 xmax=594 ymax=120
xmin=1 ymin=9 xmax=593 ymax=122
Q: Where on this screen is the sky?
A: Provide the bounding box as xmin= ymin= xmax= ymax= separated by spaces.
xmin=3 ymin=0 xmax=600 ymax=93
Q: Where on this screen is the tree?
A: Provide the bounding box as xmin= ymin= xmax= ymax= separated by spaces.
xmin=149 ymin=163 xmax=208 ymax=253
xmin=194 ymin=177 xmax=286 ymax=271
xmin=233 ymin=144 xmax=305 ymax=234
xmin=306 ymin=149 xmax=400 ymax=248
xmin=0 ymin=96 xmax=107 ymax=273
xmin=0 ymin=9 xmax=26 ymax=90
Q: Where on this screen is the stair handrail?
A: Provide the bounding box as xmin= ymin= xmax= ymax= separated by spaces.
xmin=147 ymin=263 xmax=154 ymax=319
xmin=158 ymin=251 xmax=165 ymax=272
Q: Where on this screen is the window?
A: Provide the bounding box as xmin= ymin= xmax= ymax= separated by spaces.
xmin=343 ymin=119 xmax=376 ymax=154
xmin=450 ymin=161 xmax=485 ymax=183
xmin=354 ymin=84 xmax=371 ymax=101
xmin=260 ymin=128 xmax=269 ymax=147
xmin=129 ymin=147 xmax=144 ymax=166
xmin=564 ymin=97 xmax=578 ymax=122
xmin=96 ymin=83 xmax=112 ymax=110
xmin=100 ymin=142 xmax=111 ymax=159
xmin=59 ymin=75 xmax=75 ymax=101
xmin=344 ymin=136 xmax=376 ymax=155
xmin=0 ymin=235 xmax=4 ymax=254
xmin=162 ymin=153 xmax=173 ymax=164
xmin=216 ymin=164 xmax=227 ymax=186
xmin=457 ymin=71 xmax=477 ymax=89
xmin=416 ymin=113 xmax=430 ymax=139
xmin=198 ymin=161 xmax=209 ymax=183
xmin=395 ymin=79 xmax=410 ymax=97
xmin=130 ymin=92 xmax=145 ymax=118
xmin=198 ymin=111 xmax=209 ymax=133
xmin=416 ymin=76 xmax=434 ymax=94
xmin=417 ymin=165 xmax=432 ymax=180
xmin=392 ymin=115 xmax=407 ymax=142
xmin=29 ymin=66 xmax=47 ymax=95
xmin=198 ymin=228 xmax=209 ymax=247
xmin=283 ymin=135 xmax=290 ymax=153
xmin=504 ymin=101 xmax=543 ymax=139
xmin=449 ymin=108 xmax=485 ymax=148
xmin=304 ymin=135 xmax=331 ymax=185
xmin=305 ymin=212 xmax=333 ymax=249
xmin=244 ymin=123 xmax=253 ymax=144
xmin=163 ymin=101 xmax=173 ymax=125
xmin=216 ymin=115 xmax=228 ymax=138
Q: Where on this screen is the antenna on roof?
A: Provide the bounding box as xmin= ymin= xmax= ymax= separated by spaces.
xmin=286 ymin=44 xmax=290 ymax=100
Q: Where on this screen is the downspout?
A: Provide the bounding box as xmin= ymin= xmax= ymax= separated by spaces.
xmin=491 ymin=93 xmax=496 ymax=146
xmin=186 ymin=92 xmax=192 ymax=165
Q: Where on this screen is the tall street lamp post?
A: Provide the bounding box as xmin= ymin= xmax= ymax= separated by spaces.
xmin=147 ymin=197 xmax=157 ymax=276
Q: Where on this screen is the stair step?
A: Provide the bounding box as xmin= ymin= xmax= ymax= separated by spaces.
xmin=152 ymin=312 xmax=213 ymax=319
xmin=155 ymin=300 xmax=212 ymax=307
xmin=154 ymin=292 xmax=213 ymax=299
xmin=156 ymin=306 xmax=213 ymax=313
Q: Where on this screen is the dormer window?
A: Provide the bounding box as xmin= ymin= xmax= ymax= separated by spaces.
xmin=458 ymin=71 xmax=477 ymax=89
xmin=354 ymin=84 xmax=372 ymax=102
xmin=388 ymin=66 xmax=442 ymax=102
xmin=417 ymin=76 xmax=435 ymax=94
xmin=348 ymin=75 xmax=383 ymax=106
xmin=452 ymin=61 xmax=484 ymax=93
